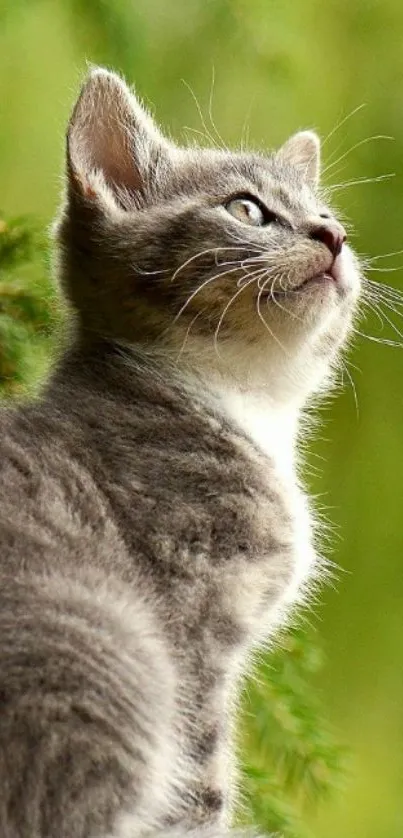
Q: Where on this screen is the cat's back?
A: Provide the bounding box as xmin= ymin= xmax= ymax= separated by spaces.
xmin=0 ymin=346 xmax=294 ymax=594
xmin=0 ymin=392 xmax=108 ymax=576
xmin=0 ymin=374 xmax=185 ymax=838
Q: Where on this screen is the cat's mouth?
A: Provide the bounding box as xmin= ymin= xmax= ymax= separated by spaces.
xmin=296 ymin=271 xmax=337 ymax=292
xmin=257 ymin=271 xmax=336 ymax=300
xmin=257 ymin=259 xmax=351 ymax=301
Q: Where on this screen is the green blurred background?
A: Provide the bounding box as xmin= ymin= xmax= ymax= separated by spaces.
xmin=1 ymin=1 xmax=403 ymax=836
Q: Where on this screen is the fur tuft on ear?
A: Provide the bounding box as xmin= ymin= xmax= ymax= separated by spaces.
xmin=277 ymin=130 xmax=320 ymax=187
xmin=67 ymin=68 xmax=170 ymax=210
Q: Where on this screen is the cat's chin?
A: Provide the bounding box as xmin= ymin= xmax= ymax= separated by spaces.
xmin=262 ymin=247 xmax=360 ymax=340
xmin=300 ymin=248 xmax=359 ymax=298
xmin=170 ymin=245 xmax=360 ymax=398
xmin=268 ymin=247 xmax=360 ymax=304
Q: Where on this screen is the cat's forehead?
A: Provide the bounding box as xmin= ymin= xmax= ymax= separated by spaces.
xmin=168 ymin=147 xmax=319 ymax=216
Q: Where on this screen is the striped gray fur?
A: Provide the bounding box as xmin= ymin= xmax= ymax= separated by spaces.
xmin=0 ymin=68 xmax=361 ymax=837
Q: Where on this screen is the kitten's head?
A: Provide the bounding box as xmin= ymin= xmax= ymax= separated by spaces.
xmin=56 ymin=69 xmax=361 ymax=405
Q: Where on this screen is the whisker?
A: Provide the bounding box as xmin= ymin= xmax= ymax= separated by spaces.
xmin=376 ymin=304 xmax=403 ymax=341
xmin=367 ymin=296 xmax=403 ymax=341
xmin=213 ymin=269 xmax=266 ymax=358
xmin=364 ymin=265 xmax=403 ymax=273
xmin=363 ymin=278 xmax=403 ymax=305
xmin=362 ymin=297 xmax=387 ymax=330
xmin=357 ymin=289 xmax=403 ymax=345
xmin=181 ymin=79 xmax=222 ymax=150
xmin=340 ymin=358 xmax=359 ymax=419
xmin=240 ymin=95 xmax=255 ymax=152
xmin=208 ymin=65 xmax=229 ymax=152
xmin=223 ymin=227 xmax=270 ymax=251
xmin=173 ymin=265 xmax=244 ymax=322
xmin=364 ymin=296 xmax=403 ymax=319
xmin=328 ymin=173 xmax=395 ymax=192
xmin=183 ymin=125 xmax=216 ymax=144
xmin=131 ymin=264 xmax=170 ymax=276
xmin=354 ymin=329 xmax=403 ymax=348
xmin=274 ymin=271 xmax=303 ymax=321
xmin=171 ymin=246 xmax=253 ymax=281
xmin=256 ymin=281 xmax=289 ymax=358
xmin=364 ymin=248 xmax=403 ymax=262
xmin=237 ymin=265 xmax=266 ymax=287
xmin=322 ymin=135 xmax=393 ymax=177
xmin=175 ymin=308 xmax=206 ymax=362
xmin=322 ymin=103 xmax=367 ymax=149
xmin=366 ymin=276 xmax=403 ymax=291
xmin=183 ymin=70 xmax=248 ymax=182
xmin=364 ymin=278 xmax=403 ymax=297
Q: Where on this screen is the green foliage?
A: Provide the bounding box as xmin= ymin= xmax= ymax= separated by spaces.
xmin=239 ymin=629 xmax=347 ymax=837
xmin=0 ymin=216 xmax=59 ymax=395
xmin=2 ymin=2 xmax=403 ymax=837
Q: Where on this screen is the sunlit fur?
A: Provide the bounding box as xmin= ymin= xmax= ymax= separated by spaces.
xmin=57 ymin=69 xmax=361 ymax=408
xmin=0 ymin=68 xmax=363 ymax=838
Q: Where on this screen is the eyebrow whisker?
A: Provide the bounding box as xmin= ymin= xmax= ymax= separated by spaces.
xmin=322 ymin=103 xmax=367 ymax=149
xmin=322 ymin=135 xmax=393 ymax=178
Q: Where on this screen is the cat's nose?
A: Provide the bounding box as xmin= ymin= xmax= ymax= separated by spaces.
xmin=309 ymin=220 xmax=347 ymax=257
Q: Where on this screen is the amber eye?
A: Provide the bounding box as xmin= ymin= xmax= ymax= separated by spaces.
xmin=225 ymin=197 xmax=266 ymax=226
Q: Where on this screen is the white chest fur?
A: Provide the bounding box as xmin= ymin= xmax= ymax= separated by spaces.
xmin=214 ymin=386 xmax=317 ymax=620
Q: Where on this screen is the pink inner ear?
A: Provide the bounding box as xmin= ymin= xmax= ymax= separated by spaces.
xmin=86 ymin=111 xmax=143 ymax=195
xmin=277 ymin=131 xmax=320 ymax=187
xmin=67 ymin=73 xmax=144 ymax=198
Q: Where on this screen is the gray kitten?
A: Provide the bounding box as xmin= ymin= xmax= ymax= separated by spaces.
xmin=0 ymin=69 xmax=361 ymax=838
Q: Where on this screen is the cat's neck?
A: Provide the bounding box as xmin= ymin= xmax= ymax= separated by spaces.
xmin=179 ymin=362 xmax=301 ymax=482
xmin=212 ymin=383 xmax=299 ymax=478
xmin=49 ymin=342 xmax=301 ymax=480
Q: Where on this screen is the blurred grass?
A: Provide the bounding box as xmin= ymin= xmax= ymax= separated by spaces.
xmin=1 ymin=1 xmax=403 ymax=836
xmin=0 ymin=215 xmax=58 ymax=395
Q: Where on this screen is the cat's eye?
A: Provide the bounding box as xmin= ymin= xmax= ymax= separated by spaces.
xmin=225 ymin=197 xmax=267 ymax=227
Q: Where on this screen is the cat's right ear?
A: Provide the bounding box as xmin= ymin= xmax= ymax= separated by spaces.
xmin=276 ymin=131 xmax=320 ymax=187
xmin=66 ymin=68 xmax=171 ymax=212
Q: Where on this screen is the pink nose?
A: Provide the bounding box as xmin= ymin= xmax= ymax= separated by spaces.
xmin=310 ymin=220 xmax=347 ymax=257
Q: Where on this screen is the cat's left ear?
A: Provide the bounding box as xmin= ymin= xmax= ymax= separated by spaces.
xmin=66 ymin=68 xmax=171 ymax=211
xmin=277 ymin=131 xmax=320 ymax=187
